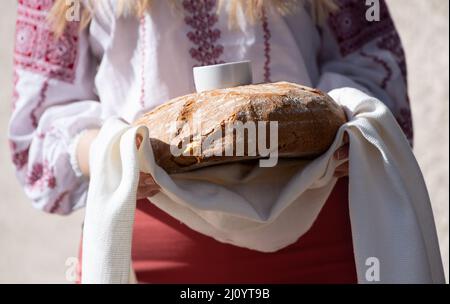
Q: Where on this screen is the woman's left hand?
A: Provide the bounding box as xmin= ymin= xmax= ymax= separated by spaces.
xmin=333 ymin=132 xmax=349 ymax=178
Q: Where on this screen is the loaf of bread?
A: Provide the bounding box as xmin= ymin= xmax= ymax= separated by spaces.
xmin=134 ymin=82 xmax=346 ymax=173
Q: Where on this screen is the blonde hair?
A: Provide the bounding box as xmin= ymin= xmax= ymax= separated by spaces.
xmin=49 ymin=0 xmax=338 ymax=36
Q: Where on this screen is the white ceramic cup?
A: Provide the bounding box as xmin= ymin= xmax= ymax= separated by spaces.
xmin=193 ymin=60 xmax=253 ymax=93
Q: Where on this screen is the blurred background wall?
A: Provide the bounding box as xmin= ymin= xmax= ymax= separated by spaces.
xmin=0 ymin=0 xmax=448 ymax=283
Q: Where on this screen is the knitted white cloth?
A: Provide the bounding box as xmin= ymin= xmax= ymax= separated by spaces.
xmin=81 ymin=88 xmax=444 ymax=284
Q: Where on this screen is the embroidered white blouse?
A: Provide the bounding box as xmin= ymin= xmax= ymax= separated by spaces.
xmin=9 ymin=0 xmax=413 ymax=214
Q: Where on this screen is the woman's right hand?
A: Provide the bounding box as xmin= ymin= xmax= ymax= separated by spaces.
xmin=136 ymin=134 xmax=160 ymax=199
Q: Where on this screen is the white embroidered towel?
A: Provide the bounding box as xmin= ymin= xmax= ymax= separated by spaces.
xmin=81 ymin=88 xmax=444 ymax=284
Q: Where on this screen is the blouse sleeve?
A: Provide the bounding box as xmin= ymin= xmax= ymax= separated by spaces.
xmin=8 ymin=0 xmax=102 ymax=214
xmin=314 ymin=0 xmax=413 ymax=144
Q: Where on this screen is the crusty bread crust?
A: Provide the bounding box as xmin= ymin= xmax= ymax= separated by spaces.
xmin=134 ymin=82 xmax=346 ymax=173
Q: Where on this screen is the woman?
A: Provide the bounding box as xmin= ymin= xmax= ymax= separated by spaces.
xmin=9 ymin=0 xmax=412 ymax=283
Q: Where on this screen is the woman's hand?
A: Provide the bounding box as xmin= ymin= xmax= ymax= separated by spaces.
xmin=333 ymin=132 xmax=349 ymax=178
xmin=137 ymin=172 xmax=160 ymax=199
xmin=76 ymin=130 xmax=160 ymax=198
xmin=136 ymin=134 xmax=160 ymax=199
xmin=76 ymin=129 xmax=100 ymax=177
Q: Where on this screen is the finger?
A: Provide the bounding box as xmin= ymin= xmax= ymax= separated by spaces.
xmin=137 ymin=187 xmax=159 ymax=199
xmin=334 ymin=171 xmax=348 ymax=178
xmin=335 ymin=162 xmax=349 ymax=172
xmin=136 ymin=134 xmax=143 ymax=149
xmin=138 ymin=178 xmax=160 ymax=190
xmin=343 ymin=132 xmax=349 ymax=143
xmin=148 ymin=190 xmax=160 ymax=198
xmin=342 ymin=107 xmax=349 ymax=122
xmin=139 ymin=184 xmax=160 ymax=192
xmin=137 ymin=189 xmax=160 ymax=199
xmin=138 ymin=172 xmax=156 ymax=185
xmin=334 ymin=162 xmax=349 ymax=177
xmin=136 ymin=189 xmax=149 ymax=200
xmin=334 ymin=144 xmax=349 ymax=160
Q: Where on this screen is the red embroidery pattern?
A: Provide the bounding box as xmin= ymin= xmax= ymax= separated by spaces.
xmin=10 ymin=140 xmax=29 ymax=170
xmin=48 ymin=191 xmax=69 ymax=214
xmin=328 ymin=0 xmax=413 ymax=144
xmin=396 ymin=97 xmax=414 ymax=145
xmin=377 ymin=31 xmax=407 ymax=84
xmin=14 ymin=0 xmax=79 ymax=83
xmin=26 ymin=160 xmax=57 ymax=191
xmin=328 ymin=0 xmax=394 ymax=56
xmin=30 ymin=80 xmax=49 ymax=128
xmin=10 ymin=80 xmax=52 ymax=172
xmin=12 ymin=149 xmax=30 ymax=170
xmin=261 ymin=7 xmax=271 ymax=82
xmin=359 ymin=50 xmax=392 ymax=89
xmin=18 ymin=0 xmax=54 ymax=10
xmin=183 ymin=0 xmax=224 ymax=66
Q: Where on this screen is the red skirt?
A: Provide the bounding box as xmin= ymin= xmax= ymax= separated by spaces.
xmin=130 ymin=177 xmax=357 ymax=283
